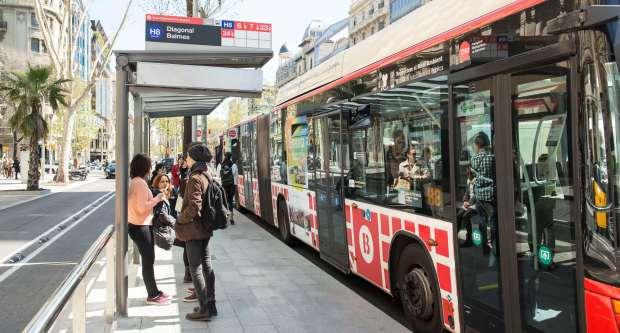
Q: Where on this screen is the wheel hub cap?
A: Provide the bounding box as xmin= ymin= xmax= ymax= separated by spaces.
xmin=403 ymin=267 xmax=433 ymax=319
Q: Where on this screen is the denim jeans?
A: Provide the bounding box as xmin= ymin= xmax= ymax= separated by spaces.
xmin=128 ymin=224 xmax=159 ymax=298
xmin=186 ymin=237 xmax=215 ymax=310
xmin=173 ymin=239 xmax=189 ymax=268
xmin=223 ymin=185 xmax=235 ymax=219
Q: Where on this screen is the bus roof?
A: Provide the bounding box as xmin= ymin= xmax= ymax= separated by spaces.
xmin=274 ymin=0 xmax=544 ymax=109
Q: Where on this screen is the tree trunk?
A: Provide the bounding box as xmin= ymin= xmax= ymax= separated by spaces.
xmin=55 ymin=105 xmax=76 ymax=183
xmin=27 ymin=137 xmax=40 ymax=191
xmin=12 ymin=131 xmax=18 ymax=161
xmin=186 ymin=0 xmax=194 ymax=16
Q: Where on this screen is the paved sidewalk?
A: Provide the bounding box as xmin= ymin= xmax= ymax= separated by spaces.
xmin=116 ymin=211 xmax=409 ymax=333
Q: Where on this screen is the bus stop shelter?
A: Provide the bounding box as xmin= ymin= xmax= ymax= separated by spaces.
xmin=113 ymin=48 xmax=272 ymax=315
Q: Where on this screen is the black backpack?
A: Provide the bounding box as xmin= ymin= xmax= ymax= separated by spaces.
xmin=220 ymin=161 xmax=234 ymax=187
xmin=200 ymin=172 xmax=231 ymax=230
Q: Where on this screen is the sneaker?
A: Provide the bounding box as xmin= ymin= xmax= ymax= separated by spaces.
xmin=183 ymin=291 xmax=198 ymax=302
xmin=186 ymin=310 xmax=211 ymax=321
xmin=146 ymin=294 xmax=171 ymax=306
xmin=186 ymin=287 xmax=195 ymax=293
xmin=194 ymin=301 xmax=217 ymax=316
xmin=159 ymin=291 xmax=171 ymax=300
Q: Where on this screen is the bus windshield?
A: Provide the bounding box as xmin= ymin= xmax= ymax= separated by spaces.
xmin=583 ymin=47 xmax=620 ymax=285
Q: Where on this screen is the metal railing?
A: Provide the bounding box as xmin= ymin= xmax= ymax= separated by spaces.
xmin=23 ymin=225 xmax=116 ymax=333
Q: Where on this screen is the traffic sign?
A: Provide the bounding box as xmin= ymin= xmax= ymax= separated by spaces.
xmin=145 ymin=14 xmax=221 ymax=47
xmin=145 ymin=14 xmax=272 ymax=50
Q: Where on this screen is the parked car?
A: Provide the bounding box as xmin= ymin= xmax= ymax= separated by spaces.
xmin=104 ymin=162 xmax=116 ymax=179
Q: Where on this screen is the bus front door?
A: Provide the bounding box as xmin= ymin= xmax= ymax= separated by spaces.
xmin=453 ymin=51 xmax=580 ymax=332
xmin=311 ymin=111 xmax=350 ymax=272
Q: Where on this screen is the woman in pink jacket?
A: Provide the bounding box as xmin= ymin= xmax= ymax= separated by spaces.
xmin=128 ymin=154 xmax=168 ymax=305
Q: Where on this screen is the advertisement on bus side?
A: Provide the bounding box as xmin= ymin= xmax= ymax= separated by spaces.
xmin=285 ymin=110 xmax=309 ymax=189
xmin=286 ymin=188 xmax=314 ymax=247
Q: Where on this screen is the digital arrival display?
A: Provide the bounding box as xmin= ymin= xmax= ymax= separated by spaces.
xmin=145 ymin=14 xmax=272 ymax=49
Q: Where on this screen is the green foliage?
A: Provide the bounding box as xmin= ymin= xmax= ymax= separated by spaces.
xmin=0 ymin=65 xmax=69 ymax=142
xmin=0 ymin=65 xmax=69 ymax=190
xmin=73 ymin=106 xmax=99 ymax=155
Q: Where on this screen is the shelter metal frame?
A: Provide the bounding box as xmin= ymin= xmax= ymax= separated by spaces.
xmin=113 ymin=48 xmax=272 ymax=315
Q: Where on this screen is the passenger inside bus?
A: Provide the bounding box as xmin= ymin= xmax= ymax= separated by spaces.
xmin=463 ymin=132 xmax=498 ymax=259
xmin=344 ymin=76 xmax=450 ymax=219
xmin=386 ymin=129 xmax=406 ymax=187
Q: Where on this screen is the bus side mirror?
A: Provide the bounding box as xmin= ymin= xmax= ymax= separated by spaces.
xmin=548 ymin=5 xmax=620 ymax=72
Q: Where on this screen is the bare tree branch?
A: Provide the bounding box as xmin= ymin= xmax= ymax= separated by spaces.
xmin=33 ymin=0 xmax=62 ymax=73
xmin=74 ymin=0 xmax=134 ymax=108
xmin=140 ymin=0 xmax=185 ymax=15
xmin=58 ymin=1 xmax=71 ymax=66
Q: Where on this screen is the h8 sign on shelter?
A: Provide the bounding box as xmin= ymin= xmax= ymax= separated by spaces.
xmin=145 ymin=14 xmax=272 ymax=50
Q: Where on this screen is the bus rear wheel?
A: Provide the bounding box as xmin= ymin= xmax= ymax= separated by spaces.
xmin=277 ymin=200 xmax=294 ymax=246
xmin=396 ymin=244 xmax=442 ymax=333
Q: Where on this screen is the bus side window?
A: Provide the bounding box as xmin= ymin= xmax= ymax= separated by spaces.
xmin=347 ymin=76 xmax=450 ymax=220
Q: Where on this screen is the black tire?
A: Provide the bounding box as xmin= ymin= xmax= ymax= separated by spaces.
xmin=277 ymin=199 xmax=294 ymax=246
xmin=396 ymin=244 xmax=442 ymax=333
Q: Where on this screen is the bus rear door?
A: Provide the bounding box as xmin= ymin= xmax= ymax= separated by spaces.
xmin=309 ymin=110 xmax=350 ymax=272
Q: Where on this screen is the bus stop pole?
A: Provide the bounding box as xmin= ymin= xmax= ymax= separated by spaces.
xmin=114 ymin=55 xmax=130 ymax=316
xmin=143 ymin=117 xmax=150 ymax=155
xmin=133 ymin=96 xmax=143 ymax=154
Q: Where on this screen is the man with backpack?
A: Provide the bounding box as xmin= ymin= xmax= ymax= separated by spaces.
xmin=220 ymin=152 xmax=237 ymax=225
xmin=175 ymin=143 xmax=219 ymax=321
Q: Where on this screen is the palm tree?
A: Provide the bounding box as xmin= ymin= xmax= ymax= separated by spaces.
xmin=0 ymin=65 xmax=69 ymax=190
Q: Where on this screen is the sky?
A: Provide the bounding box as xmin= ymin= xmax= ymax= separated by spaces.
xmin=90 ymin=0 xmax=351 ymax=84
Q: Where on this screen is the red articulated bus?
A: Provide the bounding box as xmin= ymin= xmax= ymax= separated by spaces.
xmin=226 ymin=1 xmax=620 ymax=332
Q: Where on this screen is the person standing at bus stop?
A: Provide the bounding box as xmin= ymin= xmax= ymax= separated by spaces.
xmin=127 ymin=154 xmax=169 ymax=305
xmin=171 ymin=157 xmax=184 ymax=193
xmin=220 ymin=152 xmax=236 ymax=225
xmin=176 ymin=143 xmax=218 ymax=321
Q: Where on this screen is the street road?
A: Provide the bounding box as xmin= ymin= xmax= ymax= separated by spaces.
xmin=0 ymin=178 xmax=115 ymax=332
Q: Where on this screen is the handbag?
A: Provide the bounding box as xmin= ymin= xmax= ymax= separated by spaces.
xmin=153 ymin=214 xmax=176 ymax=250
xmin=394 ymin=178 xmax=411 ymax=190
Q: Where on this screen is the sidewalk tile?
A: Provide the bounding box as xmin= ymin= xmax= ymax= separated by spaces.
xmin=115 ymin=210 xmax=409 ymax=333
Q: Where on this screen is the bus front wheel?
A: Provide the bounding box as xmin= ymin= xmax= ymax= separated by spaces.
xmin=277 ymin=200 xmax=294 ymax=246
xmin=396 ymin=244 xmax=442 ymax=333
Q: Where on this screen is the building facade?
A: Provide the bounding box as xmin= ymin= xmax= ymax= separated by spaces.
xmin=349 ymin=0 xmax=389 ymax=46
xmin=276 ymin=19 xmax=349 ymax=88
xmin=89 ymin=19 xmax=113 ymax=162
xmin=0 ymin=0 xmax=92 ymax=166
xmin=389 ymin=0 xmax=432 ymax=23
xmin=0 ymin=0 xmax=65 ymax=160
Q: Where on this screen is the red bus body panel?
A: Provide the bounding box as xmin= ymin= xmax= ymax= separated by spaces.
xmin=585 ymin=277 xmax=620 ymax=333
